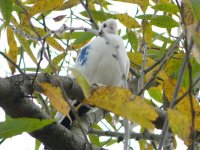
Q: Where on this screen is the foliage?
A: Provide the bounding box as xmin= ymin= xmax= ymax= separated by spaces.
xmin=0 ymin=0 xmax=200 ymax=149
xmin=0 ymin=117 xmax=54 ymax=139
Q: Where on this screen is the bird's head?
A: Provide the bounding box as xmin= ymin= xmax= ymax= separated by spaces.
xmin=99 ymin=19 xmax=118 ymax=34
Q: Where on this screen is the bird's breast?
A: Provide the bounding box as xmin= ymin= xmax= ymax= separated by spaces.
xmin=75 ymin=36 xmax=128 ymax=86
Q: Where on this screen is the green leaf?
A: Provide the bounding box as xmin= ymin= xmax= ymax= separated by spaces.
xmin=61 ymin=32 xmax=87 ymax=40
xmin=136 ymin=14 xmax=153 ymax=20
xmin=147 ymin=45 xmax=165 ymax=59
xmin=92 ymin=124 xmax=102 ymax=130
xmin=191 ymin=0 xmax=200 ymax=20
xmin=152 ymin=3 xmax=179 ymax=14
xmin=35 ymin=139 xmax=41 ymax=150
xmin=126 ymin=30 xmax=138 ymax=52
xmin=0 ymin=0 xmax=13 ymax=24
xmin=152 ymin=31 xmax=173 ymax=43
xmin=148 ymin=87 xmax=163 ymax=103
xmin=0 ymin=118 xmax=54 ymax=139
xmin=105 ymin=113 xmax=116 ymax=130
xmin=182 ymin=57 xmax=200 ymax=88
xmin=80 ymin=11 xmax=116 ymax=21
xmin=15 ymin=34 xmax=37 ymax=64
xmin=150 ymin=15 xmax=179 ymax=28
xmin=164 ymin=53 xmax=183 ymax=77
xmin=45 ymin=53 xmax=67 ymax=73
xmin=117 ymin=13 xmax=140 ymax=28
xmin=89 ymin=134 xmax=101 ymax=146
xmin=105 ymin=139 xmax=117 ymax=146
xmin=72 ymin=32 xmax=95 ymax=49
xmin=70 ymin=68 xmax=91 ymax=98
xmin=0 ymin=23 xmax=6 ymax=32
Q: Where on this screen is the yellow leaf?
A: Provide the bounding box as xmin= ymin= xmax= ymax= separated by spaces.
xmin=137 ymin=0 xmax=149 ymax=12
xmin=70 ymin=68 xmax=91 ymax=98
xmin=12 ymin=17 xmax=37 ymax=38
xmin=57 ymin=0 xmax=80 ymax=10
xmin=29 ymin=0 xmax=64 ymax=17
xmin=46 ymin=37 xmax=65 ymax=51
xmin=117 ymin=13 xmax=140 ymax=29
xmin=88 ymin=1 xmax=95 ymax=10
xmin=164 ymin=53 xmax=184 ymax=77
xmin=128 ymin=52 xmax=167 ymax=82
xmin=163 ymin=78 xmax=200 ymax=133
xmin=70 ymin=40 xmax=91 ymax=49
xmin=40 ymin=83 xmax=70 ymax=118
xmin=37 ymin=28 xmax=65 ymax=51
xmin=6 ymin=27 xmax=19 ymax=74
xmin=168 ymin=109 xmax=190 ymax=142
xmin=182 ymin=0 xmax=196 ymax=26
xmin=143 ymin=20 xmax=152 ymax=47
xmin=163 ymin=78 xmax=184 ymax=103
xmin=84 ymin=87 xmax=158 ymax=129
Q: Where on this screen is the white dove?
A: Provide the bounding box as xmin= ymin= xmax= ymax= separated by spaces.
xmin=56 ymin=19 xmax=130 ymax=150
xmin=74 ymin=18 xmax=130 ymax=150
xmin=74 ymin=18 xmax=130 ymax=87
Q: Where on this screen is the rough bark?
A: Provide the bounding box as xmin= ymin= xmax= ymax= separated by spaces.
xmin=1 ymin=73 xmax=197 ymax=149
xmin=0 ymin=74 xmax=103 ymax=150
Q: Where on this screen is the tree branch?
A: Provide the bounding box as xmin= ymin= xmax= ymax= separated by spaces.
xmin=0 ymin=74 xmax=102 ymax=150
xmin=89 ymin=128 xmax=161 ymax=142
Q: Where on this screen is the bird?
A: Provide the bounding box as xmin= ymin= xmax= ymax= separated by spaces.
xmin=74 ymin=18 xmax=130 ymax=87
xmin=74 ymin=19 xmax=131 ymax=150
xmin=56 ymin=18 xmax=130 ymax=149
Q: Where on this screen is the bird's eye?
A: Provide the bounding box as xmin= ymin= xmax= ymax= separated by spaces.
xmin=103 ymin=23 xmax=107 ymax=28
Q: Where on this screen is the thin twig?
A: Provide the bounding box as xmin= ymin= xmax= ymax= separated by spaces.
xmin=174 ymin=75 xmax=200 ymax=106
xmin=137 ymin=34 xmax=184 ymax=96
xmin=89 ymin=128 xmax=161 ymax=141
xmin=158 ymin=55 xmax=188 ymax=150
xmin=16 ymin=0 xmax=41 ymax=40
xmin=158 ymin=21 xmax=197 ymax=149
xmin=43 ymin=25 xmax=98 ymax=40
xmin=138 ymin=20 xmax=148 ymax=95
xmin=32 ymin=39 xmax=45 ymax=86
xmin=57 ymin=80 xmax=92 ymax=150
xmin=79 ymin=0 xmax=98 ymax=29
xmin=0 ymin=51 xmax=24 ymax=75
xmin=95 ymin=0 xmax=108 ymax=18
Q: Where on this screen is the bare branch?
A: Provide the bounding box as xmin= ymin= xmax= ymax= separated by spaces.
xmin=79 ymin=0 xmax=98 ymax=29
xmin=90 ymin=128 xmax=161 ymax=142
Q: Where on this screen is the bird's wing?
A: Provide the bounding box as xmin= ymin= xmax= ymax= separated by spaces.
xmin=74 ymin=36 xmax=107 ymax=82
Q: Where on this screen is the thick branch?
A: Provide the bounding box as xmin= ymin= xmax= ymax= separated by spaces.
xmin=0 ymin=74 xmax=101 ymax=150
xmin=0 ymin=73 xmax=197 ymax=149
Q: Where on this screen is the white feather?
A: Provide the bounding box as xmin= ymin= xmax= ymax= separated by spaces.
xmin=75 ymin=19 xmax=130 ymax=86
